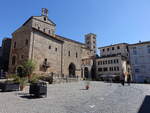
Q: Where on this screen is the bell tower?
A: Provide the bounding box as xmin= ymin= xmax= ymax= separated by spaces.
xmin=42 ymin=8 xmax=48 ymax=17
xmin=85 ymin=33 xmax=97 ymax=55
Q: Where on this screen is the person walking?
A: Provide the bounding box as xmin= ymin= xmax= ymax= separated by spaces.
xmin=127 ymin=74 xmax=131 ymax=86
xmin=121 ymin=74 xmax=125 ymax=86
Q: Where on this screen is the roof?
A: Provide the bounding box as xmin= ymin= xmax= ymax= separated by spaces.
xmin=128 ymin=41 xmax=150 ymax=47
xmin=32 ymin=28 xmax=64 ymax=43
xmin=23 ymin=16 xmax=56 ymax=26
xmin=97 ymin=55 xmax=121 ymax=59
xmin=16 ymin=15 xmax=87 ymax=46
xmin=98 ymin=43 xmax=128 ymax=49
xmin=81 ymin=46 xmax=93 ymax=51
xmin=55 ymin=35 xmax=85 ymax=46
xmin=33 ymin=28 xmax=86 ymax=45
xmin=2 ymin=38 xmax=11 ymax=41
xmin=96 ymin=55 xmax=127 ymax=61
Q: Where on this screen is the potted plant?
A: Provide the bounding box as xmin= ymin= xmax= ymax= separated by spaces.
xmin=19 ymin=77 xmax=28 ymax=91
xmin=29 ymin=81 xmax=47 ymax=98
xmin=29 ymin=74 xmax=47 ymax=98
xmin=0 ymin=74 xmax=20 ymax=92
xmin=84 ymin=78 xmax=90 ymax=90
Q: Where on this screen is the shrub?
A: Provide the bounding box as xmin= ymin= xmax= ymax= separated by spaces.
xmin=22 ymin=60 xmax=36 ymax=77
xmin=29 ymin=74 xmax=40 ymax=83
xmin=39 ymin=76 xmax=53 ymax=84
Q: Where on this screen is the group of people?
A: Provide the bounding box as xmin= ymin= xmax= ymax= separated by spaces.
xmin=120 ymin=73 xmax=131 ymax=86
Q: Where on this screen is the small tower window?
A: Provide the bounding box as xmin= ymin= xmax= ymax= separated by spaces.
xmin=49 ymin=45 xmax=51 ymax=49
xmin=38 ymin=27 xmax=40 ymax=30
xmin=68 ymin=51 xmax=70 ymax=56
xmin=21 ymin=55 xmax=24 ymax=59
xmin=112 ymin=47 xmax=114 ymax=50
xmin=117 ymin=67 xmax=119 ymax=71
xmin=44 ymin=17 xmax=47 ymax=21
xmin=25 ymin=39 xmax=28 ymax=45
xmin=49 ymin=30 xmax=51 ymax=34
xmin=14 ymin=42 xmax=16 ymax=48
xmin=43 ymin=28 xmax=45 ymax=32
xmin=44 ymin=58 xmax=47 ymax=63
xmin=12 ymin=56 xmax=16 ymax=65
xmin=55 ymin=48 xmax=57 ymax=52
xmin=117 ymin=46 xmax=120 ymax=49
xmin=76 ymin=52 xmax=78 ymax=58
xmin=107 ymin=48 xmax=109 ymax=51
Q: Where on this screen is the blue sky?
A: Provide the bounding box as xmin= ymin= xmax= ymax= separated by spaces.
xmin=0 ymin=0 xmax=150 ymax=48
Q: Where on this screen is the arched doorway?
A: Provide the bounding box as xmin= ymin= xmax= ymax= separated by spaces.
xmin=84 ymin=67 xmax=89 ymax=79
xmin=69 ymin=63 xmax=76 ymax=77
xmin=91 ymin=65 xmax=96 ymax=80
xmin=17 ymin=66 xmax=23 ymax=77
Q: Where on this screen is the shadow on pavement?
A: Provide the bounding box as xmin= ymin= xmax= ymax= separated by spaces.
xmin=138 ymin=95 xmax=150 ymax=113
xmin=20 ymin=95 xmax=42 ymax=99
xmin=80 ymin=88 xmax=88 ymax=90
xmin=17 ymin=93 xmax=42 ymax=99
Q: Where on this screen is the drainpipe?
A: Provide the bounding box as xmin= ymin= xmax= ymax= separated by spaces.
xmin=31 ymin=30 xmax=35 ymax=60
xmin=61 ymin=43 xmax=63 ymax=76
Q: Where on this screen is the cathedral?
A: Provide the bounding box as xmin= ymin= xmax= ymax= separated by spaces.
xmin=8 ymin=9 xmax=97 ymax=79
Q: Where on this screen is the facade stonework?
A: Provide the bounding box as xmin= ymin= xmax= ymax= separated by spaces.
xmin=9 ymin=11 xmax=96 ymax=78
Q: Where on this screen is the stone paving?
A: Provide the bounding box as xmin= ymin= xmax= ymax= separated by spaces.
xmin=0 ymin=81 xmax=150 ymax=113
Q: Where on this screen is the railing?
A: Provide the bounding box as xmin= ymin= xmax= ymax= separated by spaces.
xmin=47 ymin=73 xmax=79 ymax=84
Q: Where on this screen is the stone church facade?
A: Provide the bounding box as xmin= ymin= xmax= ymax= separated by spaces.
xmin=9 ymin=9 xmax=97 ymax=78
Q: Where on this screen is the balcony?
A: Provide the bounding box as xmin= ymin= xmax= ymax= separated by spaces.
xmin=42 ymin=61 xmax=50 ymax=69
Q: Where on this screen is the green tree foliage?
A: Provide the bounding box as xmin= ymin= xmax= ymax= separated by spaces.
xmin=22 ymin=60 xmax=36 ymax=76
xmin=17 ymin=60 xmax=36 ymax=77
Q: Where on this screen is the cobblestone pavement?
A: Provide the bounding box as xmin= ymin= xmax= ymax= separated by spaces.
xmin=0 ymin=81 xmax=150 ymax=113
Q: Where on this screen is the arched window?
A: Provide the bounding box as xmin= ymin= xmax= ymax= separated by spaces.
xmin=25 ymin=39 xmax=28 ymax=45
xmin=76 ymin=52 xmax=78 ymax=58
xmin=44 ymin=17 xmax=47 ymax=21
xmin=43 ymin=28 xmax=45 ymax=32
xmin=12 ymin=56 xmax=16 ymax=65
xmin=14 ymin=42 xmax=16 ymax=48
xmin=68 ymin=51 xmax=70 ymax=56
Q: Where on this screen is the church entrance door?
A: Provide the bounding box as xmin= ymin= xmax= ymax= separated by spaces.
xmin=84 ymin=67 xmax=89 ymax=79
xmin=69 ymin=63 xmax=76 ymax=77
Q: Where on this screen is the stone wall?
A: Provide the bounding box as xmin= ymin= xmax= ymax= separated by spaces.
xmin=29 ymin=30 xmax=62 ymax=75
xmin=62 ymin=40 xmax=82 ymax=77
xmin=9 ymin=26 xmax=31 ymax=73
xmin=8 ymin=15 xmax=94 ymax=79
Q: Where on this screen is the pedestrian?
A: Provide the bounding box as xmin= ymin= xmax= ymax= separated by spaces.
xmin=127 ymin=74 xmax=131 ymax=86
xmin=120 ymin=74 xmax=125 ymax=86
xmin=109 ymin=77 xmax=112 ymax=86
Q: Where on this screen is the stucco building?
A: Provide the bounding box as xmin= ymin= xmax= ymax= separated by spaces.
xmin=96 ymin=43 xmax=131 ymax=79
xmin=128 ymin=41 xmax=150 ymax=83
xmin=8 ymin=9 xmax=96 ymax=79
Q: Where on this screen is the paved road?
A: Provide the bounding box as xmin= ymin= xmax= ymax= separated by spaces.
xmin=0 ymin=81 xmax=150 ymax=113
